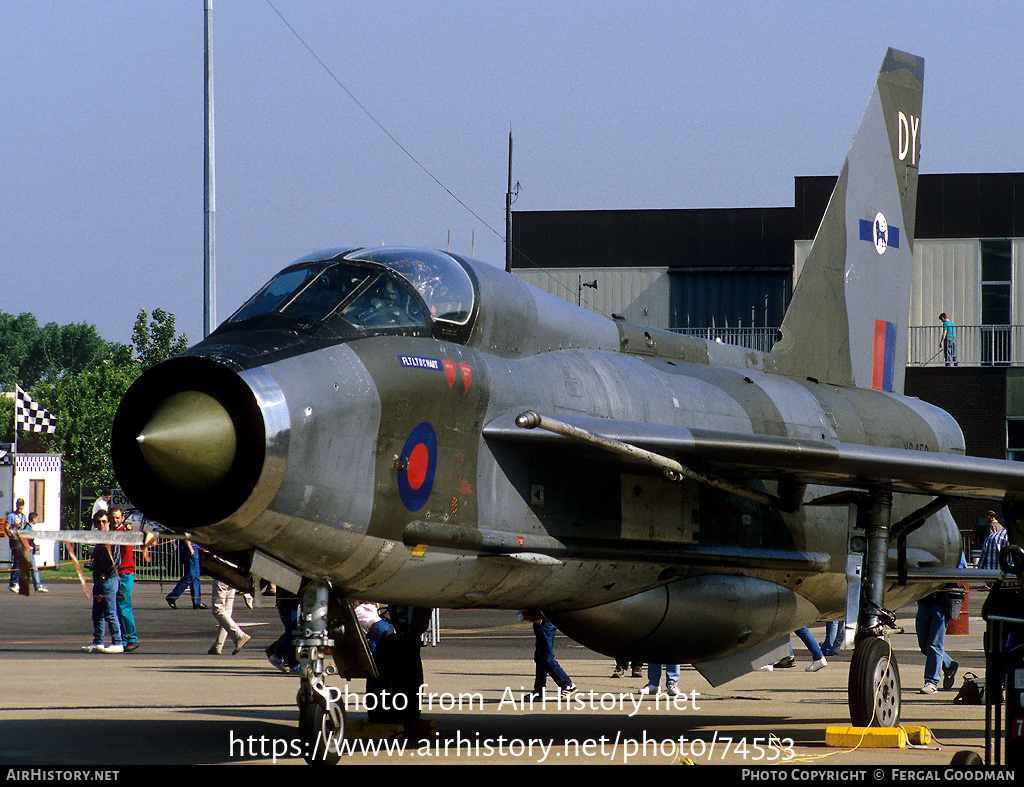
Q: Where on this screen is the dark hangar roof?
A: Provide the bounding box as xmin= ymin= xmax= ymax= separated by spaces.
xmin=512 ymin=173 xmax=1024 ymax=270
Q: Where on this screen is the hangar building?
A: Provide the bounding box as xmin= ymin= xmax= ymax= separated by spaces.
xmin=512 ymin=172 xmax=1024 ymax=542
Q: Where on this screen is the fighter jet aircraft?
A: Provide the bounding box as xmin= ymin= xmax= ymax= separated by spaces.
xmin=109 ymin=48 xmax=1024 ymax=762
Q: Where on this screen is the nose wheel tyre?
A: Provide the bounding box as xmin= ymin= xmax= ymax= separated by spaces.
xmin=300 ymin=701 xmax=344 ymax=765
xmin=848 ymin=636 xmax=900 ymax=727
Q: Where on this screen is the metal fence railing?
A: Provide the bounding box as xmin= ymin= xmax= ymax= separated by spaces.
xmin=909 ymin=325 xmax=1022 ymax=367
xmin=668 ymin=324 xmax=1024 ymax=367
xmin=60 ymin=535 xmax=183 ymax=584
xmin=670 ymin=326 xmax=778 ymax=353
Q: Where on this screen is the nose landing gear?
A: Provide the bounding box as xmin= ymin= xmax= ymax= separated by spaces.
xmin=295 ymin=581 xmax=352 ymax=765
xmin=291 ymin=582 xmax=428 ymax=764
xmin=298 ymin=692 xmax=345 ymax=766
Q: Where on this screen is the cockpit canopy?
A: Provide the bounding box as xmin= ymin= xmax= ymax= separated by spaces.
xmin=224 ymin=247 xmax=477 ymax=343
xmin=346 ymin=247 xmax=475 ymax=327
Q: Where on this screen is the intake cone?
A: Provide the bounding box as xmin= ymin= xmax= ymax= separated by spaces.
xmin=112 ymin=355 xmax=277 ymax=529
xmin=136 ymin=391 xmax=237 ymax=492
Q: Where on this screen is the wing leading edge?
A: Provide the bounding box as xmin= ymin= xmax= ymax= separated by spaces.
xmin=484 ymin=411 xmax=1024 ymax=502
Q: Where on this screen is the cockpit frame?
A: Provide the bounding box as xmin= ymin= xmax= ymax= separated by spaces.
xmin=222 ymin=247 xmax=480 ymax=345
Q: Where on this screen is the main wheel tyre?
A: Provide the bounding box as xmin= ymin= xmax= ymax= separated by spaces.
xmin=949 ymin=750 xmax=983 ymax=766
xmin=848 ymin=636 xmax=901 ymax=727
xmin=299 ymin=701 xmax=344 ymax=765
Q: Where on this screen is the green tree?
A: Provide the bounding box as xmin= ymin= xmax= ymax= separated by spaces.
xmin=0 ymin=392 xmax=12 ymax=443
xmin=21 ymin=307 xmax=189 ymax=527
xmin=34 ymin=362 xmax=141 ymax=499
xmin=0 ymin=312 xmax=112 ymax=390
xmin=23 ymin=321 xmax=110 ymax=386
xmin=0 ymin=313 xmax=41 ymax=390
xmin=129 ymin=308 xmax=189 ymax=370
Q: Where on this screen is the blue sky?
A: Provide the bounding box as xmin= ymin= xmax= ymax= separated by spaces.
xmin=2 ymin=0 xmax=1021 ymax=343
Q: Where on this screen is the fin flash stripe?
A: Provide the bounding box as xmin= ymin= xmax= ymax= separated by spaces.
xmin=872 ymin=320 xmax=896 ymax=392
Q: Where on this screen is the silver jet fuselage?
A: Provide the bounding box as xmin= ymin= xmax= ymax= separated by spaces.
xmin=112 ymin=247 xmax=962 ymax=666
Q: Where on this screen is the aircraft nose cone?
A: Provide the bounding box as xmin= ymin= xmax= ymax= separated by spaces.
xmin=113 ymin=355 xmax=283 ymax=529
xmin=136 ymin=391 xmax=237 ymax=492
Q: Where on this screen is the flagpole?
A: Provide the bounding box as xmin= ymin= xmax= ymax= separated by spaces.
xmin=12 ymin=386 xmax=19 ymax=455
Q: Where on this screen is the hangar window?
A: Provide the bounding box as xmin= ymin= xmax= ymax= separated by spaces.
xmin=981 ymin=239 xmax=1011 ymax=325
xmin=1007 ymin=418 xmax=1024 ymax=462
xmin=981 ymin=239 xmax=1012 ymax=366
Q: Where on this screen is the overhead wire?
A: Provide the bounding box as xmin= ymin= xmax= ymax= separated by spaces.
xmin=264 ymin=0 xmax=501 ymax=245
xmin=262 ymin=0 xmax=580 ymax=304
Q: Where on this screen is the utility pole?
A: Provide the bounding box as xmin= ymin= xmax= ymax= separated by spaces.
xmin=505 ymin=130 xmax=513 ymax=273
xmin=204 ymin=0 xmax=217 ymax=337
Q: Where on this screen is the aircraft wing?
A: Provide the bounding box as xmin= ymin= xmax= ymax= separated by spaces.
xmin=483 ymin=411 xmax=1024 ymax=502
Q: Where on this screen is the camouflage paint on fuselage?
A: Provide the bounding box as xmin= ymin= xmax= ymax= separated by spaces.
xmin=114 ymin=49 xmax=1014 ymax=672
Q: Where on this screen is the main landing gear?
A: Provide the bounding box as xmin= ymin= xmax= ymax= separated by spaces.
xmin=848 ymin=634 xmax=901 ymax=726
xmin=847 ymin=490 xmax=902 ymax=727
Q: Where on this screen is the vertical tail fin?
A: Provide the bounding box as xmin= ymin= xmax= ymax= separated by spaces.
xmin=767 ymin=48 xmax=924 ymax=395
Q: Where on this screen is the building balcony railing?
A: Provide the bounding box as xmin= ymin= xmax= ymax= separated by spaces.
xmin=908 ymin=325 xmax=1022 ymax=367
xmin=671 ymin=324 xmax=1024 ymax=368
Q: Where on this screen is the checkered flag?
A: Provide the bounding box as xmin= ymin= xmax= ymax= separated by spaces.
xmin=15 ymin=385 xmax=57 ymax=433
